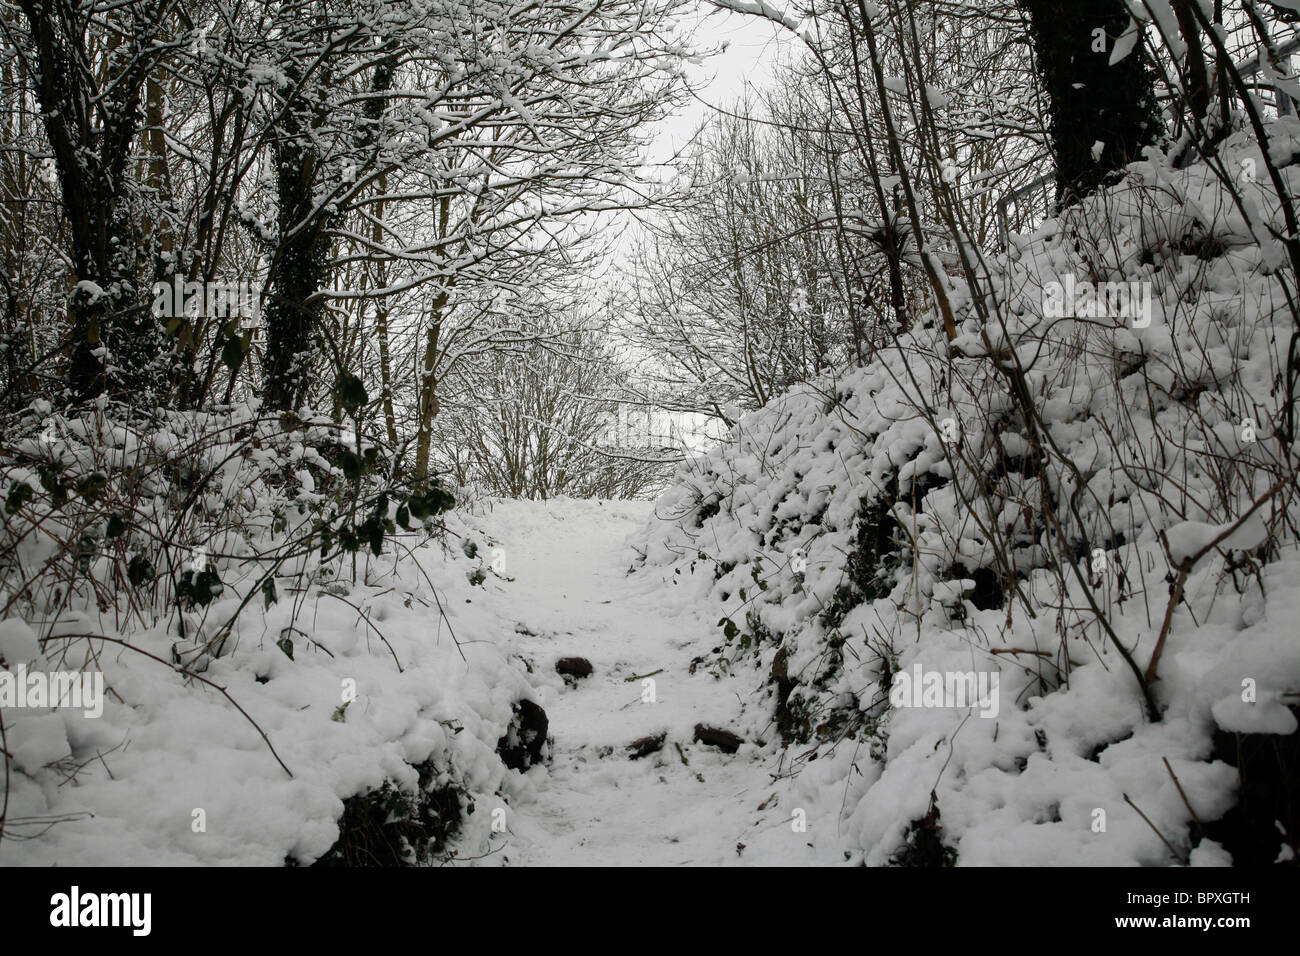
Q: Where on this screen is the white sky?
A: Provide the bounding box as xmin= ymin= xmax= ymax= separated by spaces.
xmin=646 ymin=3 xmax=797 ymax=165
xmin=597 ymin=3 xmax=796 ymax=267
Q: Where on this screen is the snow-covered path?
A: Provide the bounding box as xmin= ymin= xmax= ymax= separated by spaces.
xmin=465 ymin=498 xmax=825 ymax=866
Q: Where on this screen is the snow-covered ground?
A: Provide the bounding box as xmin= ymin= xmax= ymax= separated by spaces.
xmin=467 ymin=497 xmax=826 ymax=865
xmin=6 ymin=119 xmax=1299 ymax=869
xmin=2 ymin=493 xmax=847 ymax=866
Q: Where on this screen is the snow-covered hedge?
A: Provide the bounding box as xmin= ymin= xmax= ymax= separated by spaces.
xmin=635 ymin=123 xmax=1300 ymax=866
xmin=0 ymin=402 xmax=540 ymax=864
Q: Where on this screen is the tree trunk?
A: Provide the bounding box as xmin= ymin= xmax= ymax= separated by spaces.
xmin=19 ymin=0 xmax=162 ymax=404
xmin=412 ymin=293 xmax=446 ymax=480
xmin=263 ymin=124 xmax=330 ymax=412
xmin=1020 ymin=0 xmax=1164 ymax=207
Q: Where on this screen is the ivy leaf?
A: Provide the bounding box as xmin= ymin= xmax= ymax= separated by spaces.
xmin=428 ymin=485 xmax=455 ymax=514
xmin=361 ymin=514 xmax=385 ymax=556
xmin=37 ymin=463 xmax=69 ymax=509
xmin=221 ymin=333 xmax=245 ymax=371
xmin=5 ymin=480 xmax=34 ymax=514
xmin=75 ymin=471 xmax=108 ymax=504
xmin=127 ymin=554 xmax=154 ymax=587
xmin=338 ymin=373 xmax=368 ymax=414
xmin=409 ymin=483 xmax=455 ymax=519
xmin=338 ymin=526 xmax=359 ymax=554
xmin=177 ymin=568 xmax=222 ymax=608
xmin=338 ymin=450 xmax=363 ymax=483
xmin=75 ymin=532 xmax=96 ymax=575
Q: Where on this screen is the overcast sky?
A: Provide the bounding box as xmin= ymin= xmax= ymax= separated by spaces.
xmin=646 ymin=3 xmax=796 ymax=165
xmin=590 ymin=4 xmax=798 ymax=284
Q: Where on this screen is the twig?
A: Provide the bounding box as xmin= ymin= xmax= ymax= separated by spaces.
xmin=624 ymin=668 xmax=664 ymax=682
xmin=48 ymin=633 xmax=293 ymax=778
xmin=318 ymin=592 xmax=403 ymax=672
xmin=1123 ymin=792 xmax=1186 ymax=865
xmin=1162 ymin=757 xmax=1203 ymax=830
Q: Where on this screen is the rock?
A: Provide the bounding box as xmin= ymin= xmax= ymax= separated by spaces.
xmin=311 ymin=756 xmax=465 ymax=867
xmin=771 ymin=646 xmax=801 ymax=744
xmin=555 ymin=656 xmax=593 ymax=684
xmin=497 ymin=699 xmax=549 ymax=771
xmin=693 ymin=723 xmax=743 ymax=753
xmin=627 ymin=731 xmax=666 ymax=760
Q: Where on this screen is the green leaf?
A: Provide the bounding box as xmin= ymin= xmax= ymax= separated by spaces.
xmin=338 ymin=526 xmax=359 ymax=554
xmin=426 ymin=485 xmax=455 ymax=514
xmin=361 ymin=514 xmax=385 ymax=556
xmin=276 ymin=636 xmax=295 ymax=660
xmin=37 ymin=464 xmax=69 ymax=509
xmin=105 ymin=513 xmax=126 ymax=539
xmin=75 ymin=471 xmax=108 ymax=504
xmin=262 ymin=576 xmax=278 ymax=609
xmin=395 ymin=503 xmax=410 ymax=529
xmin=338 ymin=451 xmax=363 ymax=483
xmin=177 ymin=568 xmax=222 ymax=608
xmin=403 ymin=482 xmax=453 ymax=522
xmin=75 ymin=532 xmax=96 ymax=575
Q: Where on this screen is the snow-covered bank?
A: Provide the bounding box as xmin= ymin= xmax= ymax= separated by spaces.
xmin=633 ymin=124 xmax=1300 ymax=866
xmin=0 ymin=497 xmax=542 ymax=865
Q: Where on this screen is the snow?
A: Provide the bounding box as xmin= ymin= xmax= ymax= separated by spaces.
xmin=462 ymin=497 xmax=825 ymax=864
xmin=1 ymin=495 xmax=832 ymax=865
xmin=1165 ymin=513 xmax=1269 ymax=566
xmin=6 ymin=33 xmax=1300 ymax=868
xmin=625 ymin=120 xmax=1300 ymax=866
xmin=1 ymin=500 xmax=538 ymax=864
xmin=0 ymin=618 xmax=40 ymax=665
xmin=1211 ymin=693 xmax=1298 ymax=735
